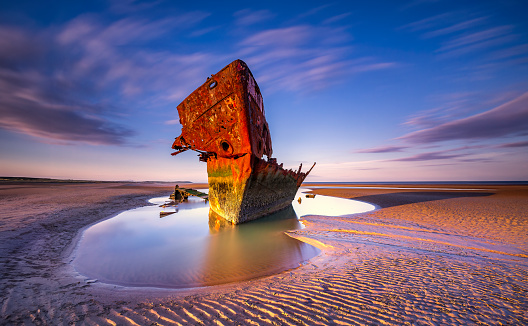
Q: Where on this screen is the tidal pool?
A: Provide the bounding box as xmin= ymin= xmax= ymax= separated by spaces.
xmin=73 ymin=188 xmax=375 ymax=288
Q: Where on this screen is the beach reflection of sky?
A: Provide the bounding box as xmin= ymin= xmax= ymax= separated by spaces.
xmin=293 ymin=189 xmax=376 ymax=216
xmin=73 ymin=188 xmax=374 ymax=288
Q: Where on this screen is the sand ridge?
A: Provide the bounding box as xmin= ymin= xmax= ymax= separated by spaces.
xmin=0 ymin=182 xmax=527 ymax=325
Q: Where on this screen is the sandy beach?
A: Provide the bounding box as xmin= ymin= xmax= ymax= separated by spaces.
xmin=1 ymin=181 xmax=527 ymax=325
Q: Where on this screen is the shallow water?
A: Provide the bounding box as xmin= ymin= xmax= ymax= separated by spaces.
xmin=73 ymin=188 xmax=375 ymax=288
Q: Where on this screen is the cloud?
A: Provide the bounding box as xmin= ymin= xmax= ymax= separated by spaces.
xmin=402 ymin=12 xmax=521 ymax=61
xmin=490 ymin=44 xmax=528 ymax=61
xmin=403 ymin=92 xmax=485 ymax=129
xmin=239 ymin=25 xmax=394 ymax=92
xmin=496 ymin=140 xmax=528 ymax=148
xmin=164 ymin=119 xmax=180 ymax=125
xmin=0 ymin=25 xmax=133 ymax=145
xmin=437 ymin=26 xmax=518 ymax=56
xmin=108 ymin=0 xmax=163 ymax=14
xmin=400 ymin=0 xmax=441 ymax=11
xmin=438 ymin=26 xmax=513 ymax=52
xmin=56 ymin=13 xmax=211 ymax=92
xmin=0 ymin=26 xmax=43 ymax=66
xmin=355 ymin=145 xmax=407 ymax=153
xmin=404 ymin=107 xmax=450 ymax=129
xmin=398 ymin=92 xmax=528 ymax=144
xmin=399 ymin=13 xmax=453 ymax=32
xmin=242 ymin=26 xmax=313 ymax=47
xmin=422 ymin=17 xmax=488 ymax=38
xmin=323 ymin=13 xmax=352 ymax=25
xmin=0 ymin=10 xmax=216 ymax=145
xmin=233 ymin=9 xmax=274 ymax=26
xmin=297 ymin=5 xmax=332 ymax=19
xmin=0 ymin=74 xmax=133 ymax=146
xmin=389 ymin=151 xmax=465 ymax=162
xmin=0 ymin=99 xmax=134 ymax=145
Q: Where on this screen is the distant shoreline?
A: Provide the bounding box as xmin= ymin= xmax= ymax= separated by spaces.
xmin=0 ymin=176 xmax=193 ymax=184
xmin=305 ymin=180 xmax=528 ymax=185
xmin=2 ymin=176 xmax=526 ymax=186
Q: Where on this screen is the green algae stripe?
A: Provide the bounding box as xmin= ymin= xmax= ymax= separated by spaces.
xmin=208 ymin=167 xmax=233 ymax=178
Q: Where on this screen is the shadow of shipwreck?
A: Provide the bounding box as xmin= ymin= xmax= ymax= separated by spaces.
xmin=351 ymin=191 xmax=495 ymax=209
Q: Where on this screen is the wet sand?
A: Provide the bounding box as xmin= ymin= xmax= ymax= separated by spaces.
xmin=1 ymin=182 xmax=527 ymax=325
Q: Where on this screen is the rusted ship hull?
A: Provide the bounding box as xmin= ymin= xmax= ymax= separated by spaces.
xmin=208 ymin=155 xmax=307 ymax=224
xmin=172 ymin=59 xmax=314 ymax=224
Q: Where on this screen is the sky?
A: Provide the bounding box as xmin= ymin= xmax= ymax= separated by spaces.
xmin=0 ymin=0 xmax=527 ymax=182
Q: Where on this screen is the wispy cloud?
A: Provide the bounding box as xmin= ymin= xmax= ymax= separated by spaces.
xmin=490 ymin=43 xmax=528 ymax=61
xmin=323 ymin=13 xmax=352 ymax=25
xmin=164 ymin=119 xmax=180 ymax=125
xmin=233 ymin=9 xmax=275 ymax=26
xmin=404 ymin=107 xmax=452 ymax=129
xmin=0 ymin=9 xmax=215 ymax=145
xmin=389 ymin=151 xmax=465 ymax=162
xmin=398 ymin=92 xmax=528 ymax=144
xmin=400 ymin=13 xmax=453 ymax=32
xmin=437 ymin=26 xmax=517 ymax=57
xmin=438 ymin=25 xmax=513 ymax=52
xmin=108 ymin=0 xmax=164 ymax=14
xmin=240 ymin=25 xmax=394 ymax=92
xmin=379 ymin=146 xmax=501 ymax=164
xmin=297 ymin=5 xmax=332 ymax=19
xmin=355 ymin=145 xmax=407 ymax=153
xmin=403 ymin=92 xmax=486 ymax=129
xmin=496 ymin=140 xmax=528 ymax=148
xmin=0 ymin=25 xmax=133 ymax=145
xmin=422 ymin=17 xmax=488 ymax=38
xmin=402 ymin=11 xmax=522 ymax=61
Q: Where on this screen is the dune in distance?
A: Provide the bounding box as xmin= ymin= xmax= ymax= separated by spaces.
xmin=0 ymin=180 xmax=526 ymax=325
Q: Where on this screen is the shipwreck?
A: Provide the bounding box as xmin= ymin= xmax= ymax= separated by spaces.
xmin=171 ymin=59 xmax=314 ymax=224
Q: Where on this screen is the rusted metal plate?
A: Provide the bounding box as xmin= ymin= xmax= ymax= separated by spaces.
xmin=172 ymin=60 xmax=272 ymax=159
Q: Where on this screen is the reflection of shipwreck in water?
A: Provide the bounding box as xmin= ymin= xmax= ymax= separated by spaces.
xmin=171 ymin=59 xmax=315 ymax=224
xmin=160 ymin=186 xmax=208 ymax=218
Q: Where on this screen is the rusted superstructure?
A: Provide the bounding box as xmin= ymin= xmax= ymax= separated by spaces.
xmin=172 ymin=60 xmax=314 ymax=224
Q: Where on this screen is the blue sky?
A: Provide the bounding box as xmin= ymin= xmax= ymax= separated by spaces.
xmin=1 ymin=0 xmax=527 ymax=182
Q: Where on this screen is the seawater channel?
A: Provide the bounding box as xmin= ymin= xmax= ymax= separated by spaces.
xmin=73 ymin=188 xmax=375 ymax=289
